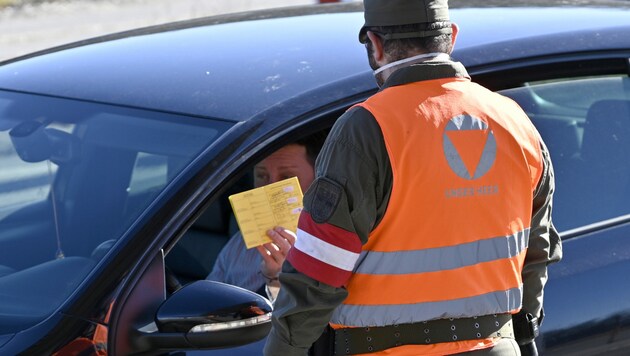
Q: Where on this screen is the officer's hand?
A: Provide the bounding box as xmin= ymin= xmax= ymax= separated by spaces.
xmin=257 ymin=226 xmax=296 ymax=282
xmin=519 ymin=341 xmax=538 ymax=356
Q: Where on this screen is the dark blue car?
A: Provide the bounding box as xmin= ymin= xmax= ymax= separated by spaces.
xmin=1 ymin=1 xmax=629 ymax=354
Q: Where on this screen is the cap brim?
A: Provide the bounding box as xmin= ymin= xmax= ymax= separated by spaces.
xmin=359 ymin=26 xmax=452 ymax=44
xmin=358 ymin=25 xmax=368 ymax=44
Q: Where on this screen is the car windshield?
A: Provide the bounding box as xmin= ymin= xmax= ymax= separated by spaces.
xmin=0 ymin=90 xmax=231 ymax=334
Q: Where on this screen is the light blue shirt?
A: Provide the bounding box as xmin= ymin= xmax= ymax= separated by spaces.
xmin=206 ymin=232 xmax=266 ymax=293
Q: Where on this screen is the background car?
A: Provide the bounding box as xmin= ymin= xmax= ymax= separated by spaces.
xmin=1 ymin=0 xmax=629 ymax=355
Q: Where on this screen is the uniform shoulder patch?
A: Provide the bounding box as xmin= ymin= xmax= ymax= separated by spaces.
xmin=308 ymin=177 xmax=343 ymax=224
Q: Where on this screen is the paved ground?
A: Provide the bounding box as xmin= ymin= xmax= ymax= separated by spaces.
xmin=0 ymin=0 xmax=318 ymax=62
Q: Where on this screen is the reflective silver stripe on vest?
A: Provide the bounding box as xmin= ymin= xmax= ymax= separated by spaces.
xmin=354 ymin=229 xmax=529 ymax=275
xmin=331 ymin=286 xmax=522 ymax=327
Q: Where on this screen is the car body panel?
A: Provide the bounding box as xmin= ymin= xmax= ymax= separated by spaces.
xmin=0 ymin=8 xmax=368 ymax=122
xmin=543 ymin=219 xmax=630 ymax=354
xmin=2 ymin=2 xmax=630 ymax=120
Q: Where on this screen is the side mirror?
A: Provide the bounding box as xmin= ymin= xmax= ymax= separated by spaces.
xmin=135 ymin=280 xmax=272 ymax=351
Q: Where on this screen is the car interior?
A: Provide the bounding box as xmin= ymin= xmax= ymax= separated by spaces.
xmin=569 ymin=99 xmax=630 ymax=223
xmin=500 ymin=75 xmax=630 ymax=232
xmin=165 ymin=173 xmax=251 ymax=284
xmin=164 ymin=121 xmax=336 ymax=289
xmin=0 ymin=92 xmax=229 ymax=334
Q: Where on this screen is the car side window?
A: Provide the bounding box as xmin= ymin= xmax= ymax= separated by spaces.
xmin=499 ymin=75 xmax=630 ymax=232
xmin=166 ymin=172 xmax=252 ymax=284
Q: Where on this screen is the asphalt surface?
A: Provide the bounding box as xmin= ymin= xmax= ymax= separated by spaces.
xmin=0 ymin=0 xmax=317 ymax=62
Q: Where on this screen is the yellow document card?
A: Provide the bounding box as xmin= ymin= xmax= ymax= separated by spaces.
xmin=228 ymin=176 xmax=303 ymax=249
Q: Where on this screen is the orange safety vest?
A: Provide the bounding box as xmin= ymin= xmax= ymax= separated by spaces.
xmin=330 ymin=77 xmax=543 ymax=355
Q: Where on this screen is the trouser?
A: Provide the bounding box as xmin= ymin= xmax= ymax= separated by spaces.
xmin=457 ymin=338 xmax=521 ymax=356
xmin=311 ymin=338 xmax=521 ymax=356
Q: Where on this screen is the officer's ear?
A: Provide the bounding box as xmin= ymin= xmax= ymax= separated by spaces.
xmin=367 ymin=31 xmax=385 ymax=64
xmin=449 ymin=23 xmax=459 ymax=53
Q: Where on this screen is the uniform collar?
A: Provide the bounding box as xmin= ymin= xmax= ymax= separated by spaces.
xmin=380 ymin=59 xmax=471 ymax=90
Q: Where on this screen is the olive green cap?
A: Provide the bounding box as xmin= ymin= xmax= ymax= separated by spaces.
xmin=359 ymin=0 xmax=451 ymax=43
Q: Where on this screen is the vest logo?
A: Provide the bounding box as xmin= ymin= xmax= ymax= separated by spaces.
xmin=443 ymin=114 xmax=496 ymax=180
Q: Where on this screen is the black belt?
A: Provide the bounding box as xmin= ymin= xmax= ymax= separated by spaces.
xmin=333 ymin=314 xmax=514 ymax=355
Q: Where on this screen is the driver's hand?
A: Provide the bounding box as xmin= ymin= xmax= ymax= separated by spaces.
xmin=257 ymin=226 xmax=296 ymax=283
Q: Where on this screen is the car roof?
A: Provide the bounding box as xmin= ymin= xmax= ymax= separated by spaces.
xmin=1 ymin=0 xmax=629 ymax=121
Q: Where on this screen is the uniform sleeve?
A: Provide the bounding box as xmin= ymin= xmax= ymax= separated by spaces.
xmin=290 ymin=105 xmax=391 ymax=286
xmin=263 ymin=106 xmax=392 ymax=355
xmin=522 ymin=140 xmax=563 ymax=321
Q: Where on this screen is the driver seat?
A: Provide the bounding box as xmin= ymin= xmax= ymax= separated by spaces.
xmin=570 ymin=99 xmax=630 ymax=224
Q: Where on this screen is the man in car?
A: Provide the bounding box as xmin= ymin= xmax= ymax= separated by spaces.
xmin=207 ymin=131 xmax=327 ymax=302
xmin=264 ymin=0 xmax=562 ymax=355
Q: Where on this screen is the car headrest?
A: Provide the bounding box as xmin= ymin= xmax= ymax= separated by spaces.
xmin=192 ymin=172 xmax=253 ymax=234
xmin=194 ymin=200 xmax=228 ymax=234
xmin=581 ymin=99 xmax=630 ymax=166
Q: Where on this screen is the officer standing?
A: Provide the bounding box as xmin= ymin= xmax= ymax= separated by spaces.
xmin=263 ymin=0 xmax=562 ymax=355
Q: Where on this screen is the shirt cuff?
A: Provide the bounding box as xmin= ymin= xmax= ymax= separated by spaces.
xmin=265 ymin=284 xmax=280 ymax=304
xmin=263 ymin=329 xmax=309 ymax=356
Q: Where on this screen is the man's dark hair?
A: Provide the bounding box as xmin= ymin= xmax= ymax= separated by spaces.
xmin=294 ymin=129 xmax=329 ymax=166
xmin=366 ymin=22 xmax=453 ymax=62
